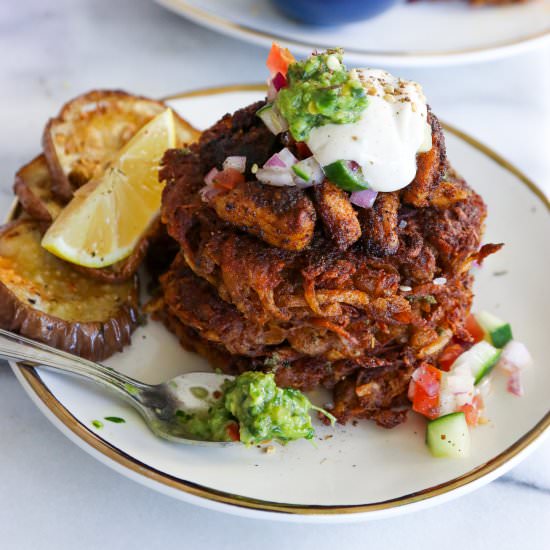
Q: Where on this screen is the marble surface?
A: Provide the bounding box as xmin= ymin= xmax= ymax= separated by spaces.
xmin=0 ymin=1 xmax=548 ymax=548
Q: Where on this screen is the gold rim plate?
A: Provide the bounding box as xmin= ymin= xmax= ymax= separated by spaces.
xmin=11 ymin=84 xmax=550 ymax=518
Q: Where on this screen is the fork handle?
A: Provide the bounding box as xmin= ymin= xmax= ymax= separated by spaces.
xmin=0 ymin=328 xmax=150 ymax=400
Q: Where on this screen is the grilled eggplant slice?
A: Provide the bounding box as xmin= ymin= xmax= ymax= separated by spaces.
xmin=43 ymin=90 xmax=200 ymax=202
xmin=0 ymin=220 xmax=139 ymax=360
xmin=12 ymin=154 xmax=155 ymax=283
xmin=13 ymin=155 xmax=63 ymax=223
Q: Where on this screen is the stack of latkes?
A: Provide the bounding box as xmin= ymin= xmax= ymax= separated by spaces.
xmin=150 ymin=101 xmax=497 ymax=428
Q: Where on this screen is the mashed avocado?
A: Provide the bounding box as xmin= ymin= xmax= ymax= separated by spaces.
xmin=274 ymin=49 xmax=368 ymax=142
xmin=175 ymin=372 xmax=333 ymax=445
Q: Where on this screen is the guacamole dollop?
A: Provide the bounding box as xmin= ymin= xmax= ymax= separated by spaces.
xmin=175 ymin=371 xmax=332 ymax=445
xmin=274 ymin=49 xmax=368 ymax=142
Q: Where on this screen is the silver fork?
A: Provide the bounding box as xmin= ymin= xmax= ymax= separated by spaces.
xmin=0 ymin=328 xmax=235 ymax=446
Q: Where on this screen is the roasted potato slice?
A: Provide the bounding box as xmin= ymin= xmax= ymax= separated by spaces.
xmin=0 ymin=220 xmax=139 ymax=360
xmin=43 ymin=90 xmax=200 ymax=202
xmin=13 ymin=155 xmax=63 ymax=223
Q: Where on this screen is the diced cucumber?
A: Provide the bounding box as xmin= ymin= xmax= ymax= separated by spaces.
xmin=475 ymin=310 xmax=513 ymax=348
xmin=291 ymin=157 xmax=322 ymax=185
xmin=453 ymin=340 xmax=502 ymax=385
xmin=426 ymin=412 xmax=470 ymax=458
xmin=323 ymin=160 xmax=369 ymax=191
xmin=292 ymin=163 xmax=310 ymax=181
xmin=256 ymin=103 xmax=288 ymax=135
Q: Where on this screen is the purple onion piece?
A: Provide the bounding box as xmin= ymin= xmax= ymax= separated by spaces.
xmin=204 ymin=167 xmax=219 ymax=186
xmin=349 ymin=189 xmax=378 ymax=209
xmin=264 ymin=148 xmax=297 ymax=169
xmin=256 ymin=167 xmax=295 ymax=187
xmin=223 ymin=156 xmax=246 ymax=173
xmin=272 ymin=72 xmax=287 ymax=91
xmin=264 ymin=153 xmax=287 ymax=168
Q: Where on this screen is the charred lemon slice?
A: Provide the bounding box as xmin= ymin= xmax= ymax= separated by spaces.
xmin=42 ymin=108 xmax=175 ymax=268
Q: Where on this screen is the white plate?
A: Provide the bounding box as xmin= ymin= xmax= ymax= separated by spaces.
xmin=154 ymin=0 xmax=550 ymax=66
xmin=11 ymin=87 xmax=550 ymax=522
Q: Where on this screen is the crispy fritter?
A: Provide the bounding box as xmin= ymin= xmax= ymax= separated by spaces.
xmin=361 ymin=192 xmax=400 ymax=256
xmin=208 ymin=181 xmax=316 ymax=251
xmin=402 ymin=111 xmax=446 ymax=207
xmin=156 ymin=100 xmax=498 ymax=427
xmin=313 ymin=180 xmax=361 ymax=251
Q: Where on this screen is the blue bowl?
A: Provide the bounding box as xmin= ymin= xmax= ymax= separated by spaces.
xmin=272 ymin=0 xmax=399 ymax=26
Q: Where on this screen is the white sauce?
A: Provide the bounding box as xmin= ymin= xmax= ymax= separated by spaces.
xmin=306 ymin=68 xmax=432 ymax=192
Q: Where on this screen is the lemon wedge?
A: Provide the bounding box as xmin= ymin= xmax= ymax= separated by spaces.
xmin=42 ymin=108 xmax=176 ymax=268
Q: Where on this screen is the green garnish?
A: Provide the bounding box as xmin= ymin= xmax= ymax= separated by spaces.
xmin=175 ymin=410 xmax=194 ymax=422
xmin=274 ymin=49 xmax=368 ymax=141
xmin=104 ymin=416 xmax=126 ymax=424
xmin=91 ymin=420 xmax=103 ymax=429
xmin=190 ymin=386 xmax=209 ymax=399
xmin=174 ymin=372 xmax=334 ymax=445
xmin=323 ymin=160 xmax=369 ymax=191
xmin=124 ymin=383 xmax=140 ymax=396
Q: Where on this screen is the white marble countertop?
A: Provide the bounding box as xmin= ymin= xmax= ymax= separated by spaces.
xmin=0 ymin=1 xmax=548 ymax=548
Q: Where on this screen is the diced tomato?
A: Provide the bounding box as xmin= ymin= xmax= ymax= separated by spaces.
xmin=266 ymin=43 xmax=295 ymax=77
xmin=460 ymin=394 xmax=484 ymax=426
xmin=438 ymin=342 xmax=465 ymax=371
xmin=412 ymin=386 xmax=440 ymax=420
xmin=414 ymin=364 xmax=441 ymax=396
xmin=213 ymin=168 xmax=245 ymax=190
xmin=226 ymin=422 xmax=240 ymax=442
xmin=410 ymin=365 xmax=441 ymax=420
xmin=465 ymin=314 xmax=485 ymax=343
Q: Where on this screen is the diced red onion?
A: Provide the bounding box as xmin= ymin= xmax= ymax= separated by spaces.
xmin=272 ymin=72 xmax=287 ymax=91
xmin=256 ymin=167 xmax=295 ymax=187
xmin=507 ymin=368 xmax=524 ymax=397
xmin=267 ymin=79 xmax=278 ymax=102
xmin=204 ymin=167 xmax=219 ymax=187
xmin=498 ymin=340 xmax=533 ymax=373
xmin=277 ymin=147 xmax=298 ymax=167
xmin=222 ymin=156 xmax=246 ymax=173
xmin=265 ymin=153 xmax=288 ymax=168
xmin=438 ymin=361 xmax=475 ymax=415
xmin=350 ymin=189 xmax=378 ymax=209
xmin=438 ymin=385 xmax=456 ymax=416
xmin=445 ymin=373 xmax=473 ymax=396
xmin=292 ymin=157 xmax=324 ymax=188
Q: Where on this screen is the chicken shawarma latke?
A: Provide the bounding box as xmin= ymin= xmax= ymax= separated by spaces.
xmin=149 ymin=46 xmax=530 ymax=455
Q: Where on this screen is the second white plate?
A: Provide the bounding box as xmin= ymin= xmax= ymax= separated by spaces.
xmin=155 ymin=0 xmax=550 ymax=66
